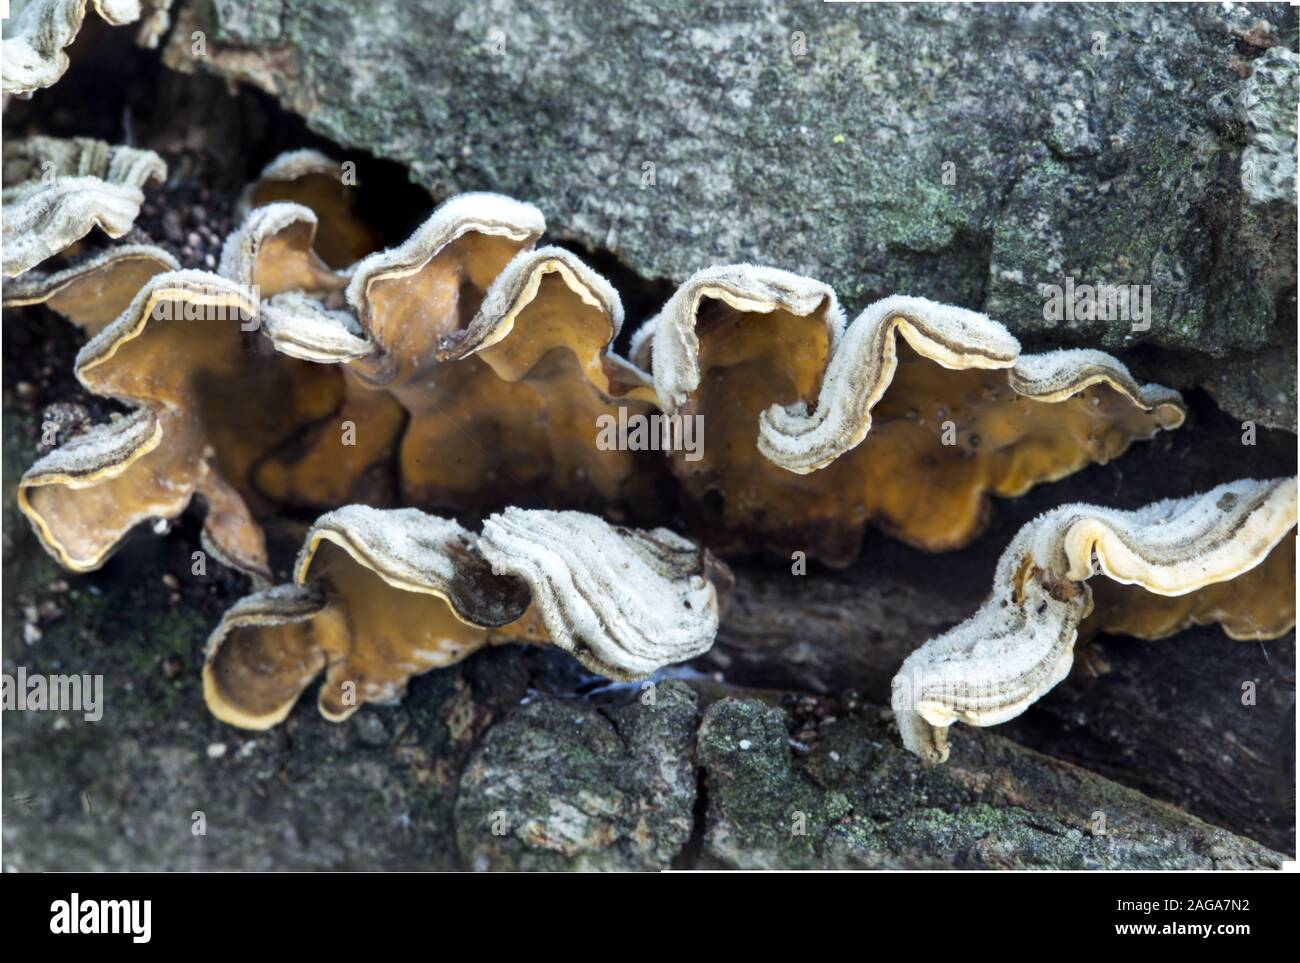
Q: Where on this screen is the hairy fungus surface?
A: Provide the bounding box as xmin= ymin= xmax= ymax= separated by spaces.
xmin=17 ymin=237 xmax=348 ymax=580
xmin=635 ymin=289 xmax=1186 ymax=563
xmin=1 ymin=0 xmax=170 ymax=96
xmin=2 ymin=136 xmax=166 ymax=276
xmin=203 ymin=505 xmax=729 ymax=728
xmin=891 ymin=477 xmax=1297 ymax=764
xmin=1 ymin=243 xmax=178 ymax=334
xmin=218 ymin=201 xmax=346 ymax=296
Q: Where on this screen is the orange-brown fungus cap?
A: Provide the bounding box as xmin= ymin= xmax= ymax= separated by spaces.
xmin=892 ymin=477 xmax=1296 ymax=763
xmin=18 ymin=270 xmax=341 ymax=575
xmin=203 ymin=506 xmax=728 ymax=728
xmin=637 ymin=283 xmax=1185 ymax=564
xmin=240 ymin=149 xmax=381 ymax=268
xmin=2 ymin=244 xmax=179 ymax=336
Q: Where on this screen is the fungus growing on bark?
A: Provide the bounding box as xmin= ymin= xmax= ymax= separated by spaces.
xmin=248 ymin=192 xmax=546 ymax=510
xmin=14 ymin=203 xmax=369 ymax=574
xmin=13 ymin=163 xmax=1191 ymax=575
xmin=890 ymin=477 xmax=1297 ymax=764
xmin=218 ymin=201 xmax=346 ymax=296
xmin=238 ymin=149 xmax=381 ymax=268
xmin=2 ymin=243 xmax=178 ymax=334
xmin=19 ymin=267 xmax=343 ymax=579
xmin=2 ymin=136 xmax=166 ymax=276
xmin=399 ymin=244 xmax=661 ymax=513
xmin=1 ymin=0 xmax=171 ymax=97
xmin=255 ymin=198 xmax=664 ymax=516
xmin=202 ymin=505 xmax=729 ymax=728
xmin=634 ymin=284 xmax=1186 ymax=564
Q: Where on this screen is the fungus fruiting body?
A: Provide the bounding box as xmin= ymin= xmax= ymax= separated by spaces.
xmin=15 ymin=150 xmax=1193 ymax=573
xmin=237 ymin=149 xmax=381 ymax=268
xmin=1 ymin=0 xmax=172 ymax=97
xmin=1 ymin=243 xmax=179 ymax=334
xmin=5 ymin=146 xmax=1232 ymax=748
xmin=203 ymin=505 xmax=730 ymax=728
xmin=634 ymin=278 xmax=1186 ymax=563
xmin=890 ymin=476 xmax=1297 ymax=764
xmin=16 ymin=205 xmax=350 ymax=575
xmin=2 ymin=136 xmax=166 ymax=276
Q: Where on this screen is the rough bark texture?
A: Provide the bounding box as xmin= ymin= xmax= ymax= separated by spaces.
xmin=695 ymin=694 xmax=1279 ymax=869
xmin=166 ymin=0 xmax=1299 ymax=428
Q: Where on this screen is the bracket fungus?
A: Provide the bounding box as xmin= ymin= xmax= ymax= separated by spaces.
xmin=1 ymin=0 xmax=171 ymax=96
xmin=14 ymin=148 xmax=1191 ymax=578
xmin=400 ymin=244 xmax=661 ymax=513
xmin=633 ymin=284 xmax=1186 ymax=564
xmin=2 ymin=135 xmax=166 ymax=277
xmin=254 ymin=195 xmax=665 ymax=516
xmin=891 ymin=476 xmax=1297 ymax=764
xmin=14 ymin=201 xmax=386 ymax=574
xmin=17 ymin=266 xmax=340 ymax=574
xmin=1 ymin=242 xmax=179 ymax=335
xmin=202 ymin=505 xmax=730 ymax=728
xmin=238 ymin=149 xmax=381 ymax=269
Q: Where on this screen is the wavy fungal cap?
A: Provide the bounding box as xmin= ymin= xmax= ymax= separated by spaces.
xmin=255 ymin=211 xmax=662 ymax=516
xmin=2 ymin=136 xmax=166 ymax=277
xmin=203 ymin=506 xmax=729 ymax=729
xmin=891 ymin=477 xmax=1297 ymax=764
xmin=340 ymin=192 xmax=546 ymax=385
xmin=217 ymin=202 xmax=345 ymax=295
xmin=391 ymin=244 xmax=660 ymax=513
xmin=1 ymin=244 xmax=179 ymax=336
xmin=480 ymin=507 xmax=725 ymax=678
xmin=16 ymin=154 xmax=1190 ymax=573
xmin=636 ymin=287 xmax=1186 ymax=564
xmin=18 ymin=258 xmax=343 ymax=577
xmin=239 ymin=149 xmax=381 ymax=268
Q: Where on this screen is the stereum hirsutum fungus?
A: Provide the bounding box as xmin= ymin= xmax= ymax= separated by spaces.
xmin=891 ymin=476 xmax=1297 ymax=764
xmin=253 ymin=193 xmax=670 ymax=517
xmin=203 ymin=505 xmax=731 ymax=728
xmin=16 ymin=147 xmax=1190 ymax=579
xmin=2 ymin=135 xmax=166 ymax=277
xmin=8 ymin=29 xmax=1284 ymax=780
xmin=2 ymin=241 xmax=179 ymax=335
xmin=236 ymin=148 xmax=381 ymax=269
xmin=632 ymin=279 xmax=1187 ymax=564
xmin=255 ymin=153 xmax=1185 ymax=556
xmin=16 ymin=203 xmax=348 ymax=575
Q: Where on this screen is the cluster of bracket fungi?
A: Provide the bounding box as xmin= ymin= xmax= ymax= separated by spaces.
xmin=4 ymin=40 xmax=1295 ymax=758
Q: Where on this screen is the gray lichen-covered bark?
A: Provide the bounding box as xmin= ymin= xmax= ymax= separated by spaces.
xmin=168 ymin=0 xmax=1298 ymax=427
xmin=455 ymin=681 xmax=699 ymax=871
xmin=696 ymin=696 xmax=1279 ymax=869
